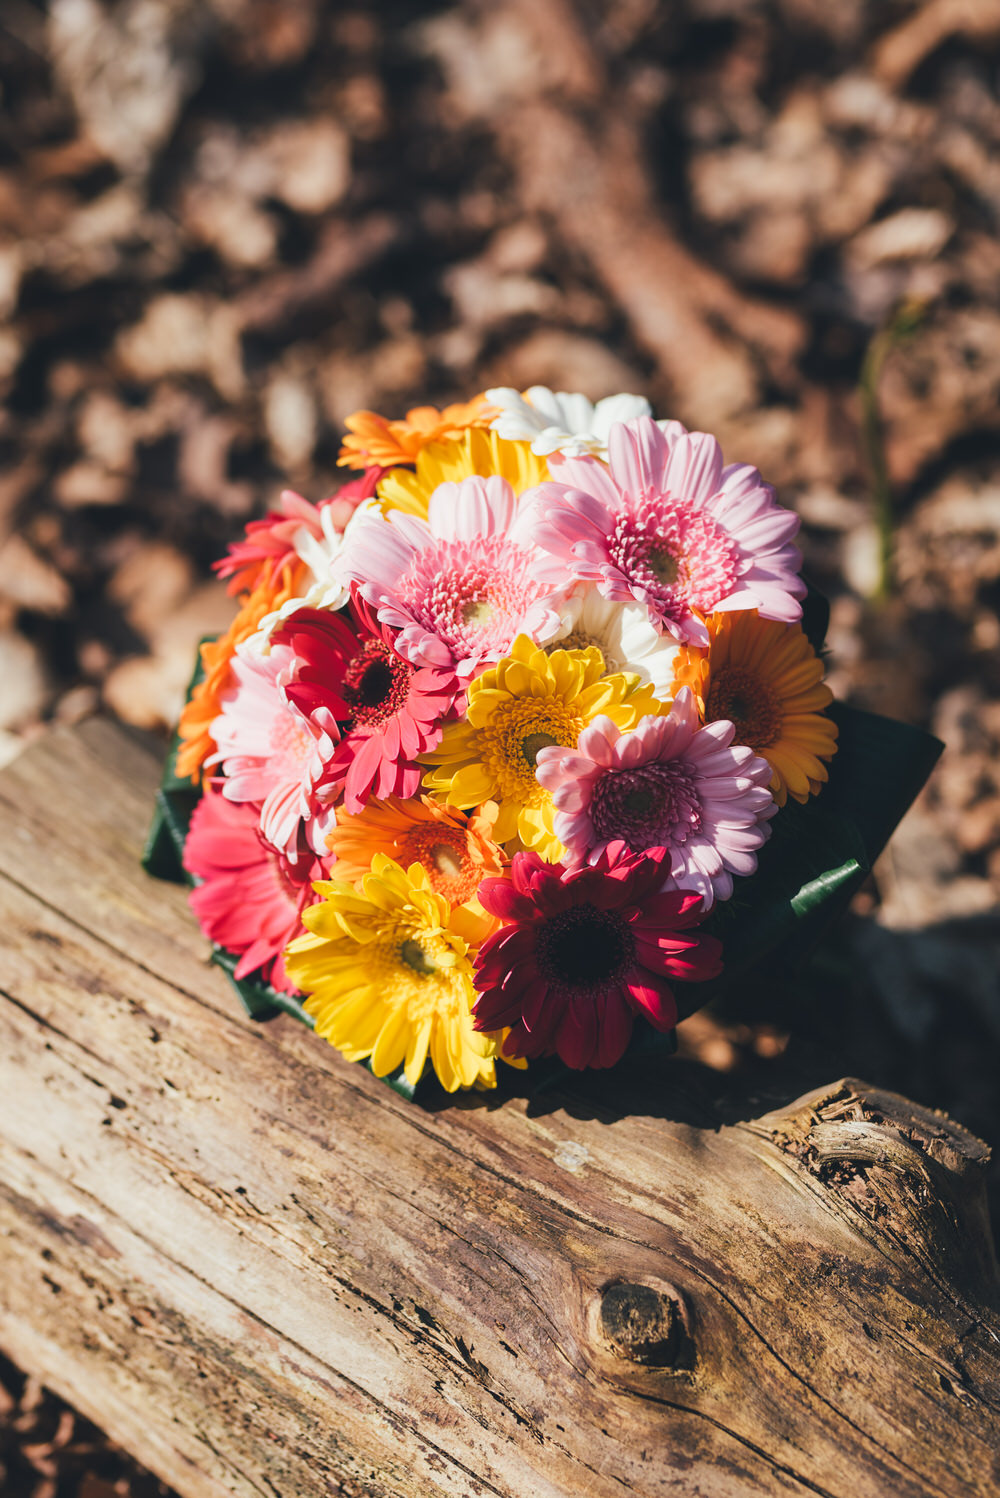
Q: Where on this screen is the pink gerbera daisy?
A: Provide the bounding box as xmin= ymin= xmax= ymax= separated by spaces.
xmin=184 ymin=790 xmax=329 ymax=993
xmin=527 ymin=417 xmax=804 ymax=647
xmin=207 ymin=638 xmax=340 ymax=860
xmin=535 ymin=688 xmax=775 ymax=909
xmin=335 ymin=474 xmax=564 ymax=680
xmin=214 ymin=470 xmax=379 ymax=595
xmin=271 ymin=592 xmax=455 ymax=814
xmin=472 ymin=845 xmax=723 ymax=1070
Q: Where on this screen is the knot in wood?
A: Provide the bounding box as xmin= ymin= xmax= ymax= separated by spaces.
xmin=599 ymin=1282 xmax=681 ymax=1366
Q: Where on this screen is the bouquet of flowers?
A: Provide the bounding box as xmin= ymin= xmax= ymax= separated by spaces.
xmin=145 ymin=387 xmax=941 ymax=1097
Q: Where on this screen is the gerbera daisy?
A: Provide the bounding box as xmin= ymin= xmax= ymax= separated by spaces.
xmin=527 ymin=416 xmax=805 ymax=646
xmin=546 ymin=584 xmax=681 ymax=702
xmin=336 ymin=474 xmax=564 ymax=681
xmin=207 ymin=637 xmax=340 ymax=859
xmin=672 ymin=611 xmax=838 ymax=807
xmin=175 ymin=559 xmax=306 ymax=784
xmin=485 ymin=386 xmax=652 ymax=458
xmin=535 ymin=690 xmax=775 ymax=908
xmin=420 ymin=634 xmax=663 ymax=858
xmin=472 ymin=845 xmax=723 ymax=1069
xmin=327 ymin=795 xmax=504 ymax=907
xmin=214 ymin=471 xmax=378 ymax=597
xmin=271 ymin=593 xmax=454 ymax=814
xmin=375 ymin=427 xmax=549 ymax=518
xmin=283 ymin=854 xmax=504 ymax=1091
xmin=337 ymin=397 xmax=495 ymax=471
xmin=184 ymin=790 xmax=329 ymax=993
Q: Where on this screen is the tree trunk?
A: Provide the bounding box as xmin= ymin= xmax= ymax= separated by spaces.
xmin=1 ymin=719 xmax=998 ymax=1498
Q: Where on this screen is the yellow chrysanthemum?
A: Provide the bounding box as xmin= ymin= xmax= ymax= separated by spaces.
xmin=284 ymin=855 xmax=503 ymax=1092
xmin=672 ymin=611 xmax=838 ymax=807
xmin=420 ymin=635 xmax=665 ymax=859
xmin=376 ymin=428 xmax=550 ymax=518
xmin=337 ymin=398 xmax=495 ymax=471
xmin=327 ymin=795 xmax=505 ymax=908
xmin=175 ymin=559 xmax=306 ymax=783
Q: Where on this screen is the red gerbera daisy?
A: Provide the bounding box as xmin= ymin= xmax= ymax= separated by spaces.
xmin=184 ymin=790 xmax=329 ymax=993
xmin=271 ymin=591 xmax=456 ymax=814
xmin=472 ymin=844 xmax=723 ymax=1069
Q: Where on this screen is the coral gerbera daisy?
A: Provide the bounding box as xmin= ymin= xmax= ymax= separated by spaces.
xmin=420 ymin=634 xmax=664 ymax=858
xmin=337 ymin=397 xmax=495 ymax=472
xmin=336 ymin=474 xmax=564 ymax=681
xmin=175 ymin=559 xmax=307 ymax=784
xmin=528 ymin=416 xmax=805 ymax=646
xmin=375 ymin=427 xmax=549 ymax=518
xmin=472 ymin=845 xmax=723 ymax=1070
xmin=184 ymin=790 xmax=329 ymax=993
xmin=485 ymin=386 xmax=652 ymax=458
xmin=271 ymin=593 xmax=454 ymax=814
xmin=535 ymin=690 xmax=775 ymax=908
xmin=283 ymin=855 xmax=504 ymax=1091
xmin=327 ymin=795 xmax=504 ymax=907
xmin=672 ymin=611 xmax=839 ymax=808
xmin=207 ymin=637 xmax=340 ymax=859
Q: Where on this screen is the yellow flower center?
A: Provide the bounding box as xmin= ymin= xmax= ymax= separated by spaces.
xmin=461 ymin=598 xmax=494 ymax=627
xmin=399 ymin=937 xmax=438 ymax=975
xmin=479 ymin=697 xmax=581 ymax=802
xmin=707 ymin=665 xmax=783 ymax=749
xmin=521 ymin=731 xmax=560 ymax=767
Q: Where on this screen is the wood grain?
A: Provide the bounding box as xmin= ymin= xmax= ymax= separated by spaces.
xmin=1 ymin=719 xmax=999 ymax=1498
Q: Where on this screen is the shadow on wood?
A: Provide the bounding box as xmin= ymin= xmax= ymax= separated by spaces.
xmin=1 ymin=720 xmax=998 ymax=1497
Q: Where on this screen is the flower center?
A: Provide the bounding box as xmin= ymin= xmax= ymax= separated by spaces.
xmin=549 ymin=631 xmax=618 ymax=672
xmin=461 ymin=598 xmax=494 ymax=627
xmin=589 ymin=762 xmax=703 ymax=849
xmin=606 ymin=496 xmax=741 ymax=631
xmin=399 ymin=823 xmax=482 ymax=904
xmin=342 ymin=639 xmax=412 ymax=727
xmin=707 ymin=666 xmax=782 ymax=749
xmin=536 ymin=903 xmax=635 ymax=993
xmin=399 ymin=937 xmax=437 ymax=975
xmin=521 ymin=731 xmax=560 ymax=767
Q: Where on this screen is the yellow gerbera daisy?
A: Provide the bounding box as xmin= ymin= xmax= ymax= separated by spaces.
xmin=284 ymin=855 xmax=502 ymax=1092
xmin=327 ymin=795 xmax=505 ymax=908
xmin=672 ymin=612 xmax=838 ymax=807
xmin=337 ymin=397 xmax=495 ymax=471
xmin=420 ymin=634 xmax=664 ymax=858
xmin=375 ymin=427 xmax=550 ymax=518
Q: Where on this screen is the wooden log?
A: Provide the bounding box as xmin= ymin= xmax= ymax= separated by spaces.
xmin=1 ymin=718 xmax=999 ymax=1498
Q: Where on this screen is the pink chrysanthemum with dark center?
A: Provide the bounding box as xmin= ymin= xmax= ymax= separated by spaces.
xmin=472 ymin=845 xmax=723 ymax=1070
xmin=527 ymin=416 xmax=805 ymax=647
xmin=272 ymin=591 xmax=455 ymax=814
xmin=335 ymin=473 xmax=563 ymax=680
xmin=535 ymin=690 xmax=776 ymax=909
xmin=184 ymin=790 xmax=330 ymax=993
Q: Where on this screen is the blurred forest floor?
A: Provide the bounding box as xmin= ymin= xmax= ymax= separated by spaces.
xmin=1 ymin=0 xmax=1000 ymax=1491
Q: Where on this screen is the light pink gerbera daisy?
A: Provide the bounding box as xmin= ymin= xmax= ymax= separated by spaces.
xmin=335 ymin=474 xmax=564 ymax=680
xmin=535 ymin=688 xmax=775 ymax=909
xmin=527 ymin=417 xmax=804 ymax=647
xmin=207 ymin=638 xmax=340 ymax=860
xmin=184 ymin=790 xmax=329 ymax=994
xmin=472 ymin=844 xmax=723 ymax=1070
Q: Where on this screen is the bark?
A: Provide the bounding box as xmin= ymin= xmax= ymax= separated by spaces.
xmin=1 ymin=719 xmax=998 ymax=1498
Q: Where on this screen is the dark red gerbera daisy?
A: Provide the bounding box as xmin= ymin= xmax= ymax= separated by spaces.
xmin=472 ymin=843 xmax=722 ymax=1069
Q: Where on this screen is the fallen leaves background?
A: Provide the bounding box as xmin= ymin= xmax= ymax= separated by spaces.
xmin=1 ymin=1 xmax=999 ymax=1491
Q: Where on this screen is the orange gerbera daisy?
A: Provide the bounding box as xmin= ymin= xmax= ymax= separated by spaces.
xmin=672 ymin=611 xmax=838 ymax=807
xmin=327 ymin=795 xmax=505 ymax=908
xmin=175 ymin=559 xmax=307 ymax=784
xmin=337 ymin=397 xmax=495 ymax=470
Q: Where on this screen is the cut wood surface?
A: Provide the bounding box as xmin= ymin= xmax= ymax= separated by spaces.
xmin=1 ymin=718 xmax=999 ymax=1498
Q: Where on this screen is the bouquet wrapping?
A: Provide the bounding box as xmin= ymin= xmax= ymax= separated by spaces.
xmin=145 ymin=387 xmax=941 ymax=1098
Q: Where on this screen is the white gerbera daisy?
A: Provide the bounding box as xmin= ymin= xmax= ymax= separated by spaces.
xmin=544 ymin=585 xmax=681 ymax=702
xmin=250 ymin=500 xmax=379 ymax=647
xmin=484 ymin=386 xmax=652 ymax=459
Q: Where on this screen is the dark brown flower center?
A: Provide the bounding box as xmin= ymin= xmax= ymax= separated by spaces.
xmin=706 ymin=665 xmax=782 ymax=749
xmin=342 ymin=639 xmax=412 ymax=727
xmin=536 ymin=902 xmax=635 ymax=993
